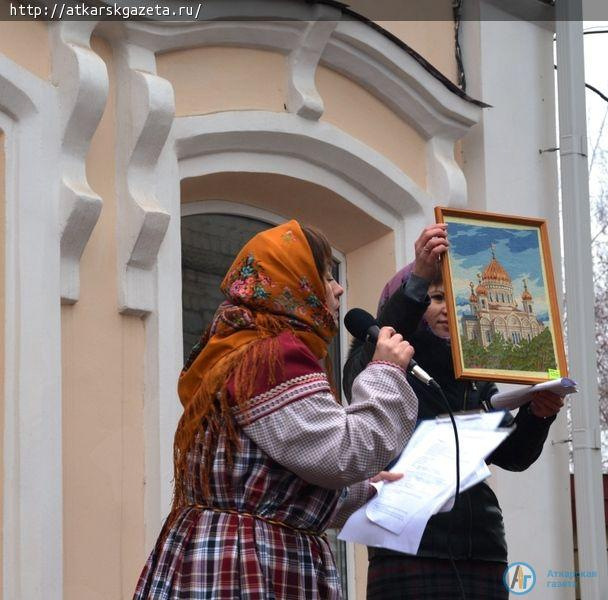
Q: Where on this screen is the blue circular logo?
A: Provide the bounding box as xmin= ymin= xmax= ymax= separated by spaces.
xmin=503 ymin=562 xmax=536 ymax=595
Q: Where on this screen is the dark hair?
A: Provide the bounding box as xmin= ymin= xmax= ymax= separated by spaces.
xmin=302 ymin=225 xmax=333 ymax=279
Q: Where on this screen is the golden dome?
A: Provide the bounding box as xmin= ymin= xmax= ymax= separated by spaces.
xmin=521 ymin=279 xmax=532 ymax=300
xmin=482 ymin=258 xmax=511 ymax=283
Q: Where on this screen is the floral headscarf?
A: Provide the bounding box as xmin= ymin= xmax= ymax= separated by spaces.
xmin=219 ymin=222 xmax=336 ymax=352
xmin=173 ymin=220 xmax=337 ymax=505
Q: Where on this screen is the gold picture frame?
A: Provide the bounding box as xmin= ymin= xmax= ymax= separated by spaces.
xmin=435 ymin=206 xmax=568 ymax=384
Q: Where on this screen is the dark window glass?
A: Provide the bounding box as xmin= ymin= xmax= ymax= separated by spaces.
xmin=181 ymin=213 xmax=269 ymax=360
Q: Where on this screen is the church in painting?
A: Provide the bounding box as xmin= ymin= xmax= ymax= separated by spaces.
xmin=460 ymin=246 xmax=545 ymax=347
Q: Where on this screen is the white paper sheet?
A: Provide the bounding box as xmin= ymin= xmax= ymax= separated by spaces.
xmin=490 ymin=377 xmax=578 ymax=410
xmin=338 ymin=412 xmax=512 ymax=555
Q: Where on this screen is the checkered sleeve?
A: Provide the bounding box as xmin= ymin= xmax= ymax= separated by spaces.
xmin=329 ymin=480 xmax=372 ymax=529
xmin=241 ymin=359 xmax=418 ymax=490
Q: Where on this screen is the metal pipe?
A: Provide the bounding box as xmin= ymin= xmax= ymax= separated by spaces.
xmin=555 ymin=1 xmax=608 ymax=596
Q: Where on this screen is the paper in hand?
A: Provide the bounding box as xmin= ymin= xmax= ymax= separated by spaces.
xmin=338 ymin=412 xmax=512 ymax=555
xmin=490 ymin=377 xmax=577 ymax=411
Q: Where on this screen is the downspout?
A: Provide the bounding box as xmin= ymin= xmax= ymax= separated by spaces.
xmin=555 ymin=0 xmax=608 ymax=596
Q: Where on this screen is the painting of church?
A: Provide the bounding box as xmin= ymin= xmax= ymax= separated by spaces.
xmin=460 ymin=246 xmax=546 ymax=347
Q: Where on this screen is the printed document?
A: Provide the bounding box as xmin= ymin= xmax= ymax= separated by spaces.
xmin=339 ymin=411 xmax=512 ymax=555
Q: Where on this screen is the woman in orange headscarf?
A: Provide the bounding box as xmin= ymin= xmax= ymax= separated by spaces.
xmin=133 ymin=220 xmax=418 ymax=600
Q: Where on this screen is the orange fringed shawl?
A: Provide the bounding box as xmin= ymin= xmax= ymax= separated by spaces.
xmin=172 ymin=220 xmax=337 ymax=508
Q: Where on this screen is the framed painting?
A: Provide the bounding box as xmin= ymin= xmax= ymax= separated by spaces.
xmin=434 ymin=206 xmax=568 ymax=384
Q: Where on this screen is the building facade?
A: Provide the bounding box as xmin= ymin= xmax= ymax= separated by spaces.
xmin=0 ymin=1 xmax=576 ymax=598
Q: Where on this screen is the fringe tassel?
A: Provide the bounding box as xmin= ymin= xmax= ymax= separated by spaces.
xmin=171 ymin=314 xmax=290 ymax=514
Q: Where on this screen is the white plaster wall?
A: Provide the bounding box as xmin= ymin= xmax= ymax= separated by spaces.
xmin=461 ymin=5 xmax=575 ymax=598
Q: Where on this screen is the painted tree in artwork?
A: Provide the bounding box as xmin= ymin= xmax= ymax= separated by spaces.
xmin=461 ymin=329 xmax=556 ymax=372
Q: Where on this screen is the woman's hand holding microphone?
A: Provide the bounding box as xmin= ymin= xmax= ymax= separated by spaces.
xmin=372 ymin=326 xmax=415 ymax=371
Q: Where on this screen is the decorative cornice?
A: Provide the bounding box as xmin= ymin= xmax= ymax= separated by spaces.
xmin=113 ymin=38 xmax=174 ymax=315
xmin=325 ymin=21 xmax=481 ymax=138
xmin=324 ymin=21 xmax=482 ymax=206
xmin=97 ymin=18 xmax=301 ymax=54
xmin=51 ymin=22 xmax=107 ymax=304
xmin=98 ymin=8 xmax=480 ymax=137
xmin=99 ymin=11 xmax=480 ymax=207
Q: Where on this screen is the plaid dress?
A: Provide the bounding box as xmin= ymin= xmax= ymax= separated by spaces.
xmin=134 ymin=332 xmax=418 ymax=599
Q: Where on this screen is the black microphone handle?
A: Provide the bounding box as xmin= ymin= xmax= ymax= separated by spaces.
xmin=365 ymin=324 xmax=381 ymax=342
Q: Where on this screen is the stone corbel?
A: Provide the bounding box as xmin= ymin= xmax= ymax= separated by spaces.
xmin=51 ymin=22 xmax=107 ymax=304
xmin=426 ymin=135 xmax=468 ymax=207
xmin=114 ymin=40 xmax=174 ymax=316
xmin=286 ymin=4 xmax=338 ymax=120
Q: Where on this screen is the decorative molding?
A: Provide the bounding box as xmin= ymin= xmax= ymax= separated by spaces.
xmin=99 ymin=11 xmax=480 ymax=207
xmin=324 ymin=21 xmax=482 ymax=206
xmin=286 ymin=4 xmax=339 ymax=120
xmin=98 ymin=18 xmax=302 ymax=54
xmin=174 ymin=110 xmax=432 ymax=270
xmin=140 ymin=141 xmax=183 ymax=550
xmin=0 ymin=59 xmax=37 ymax=119
xmin=327 ymin=22 xmax=481 ymax=138
xmin=51 ymin=22 xmax=107 ymax=304
xmin=113 ymin=38 xmax=174 ymax=315
xmin=0 ymin=56 xmax=63 ymax=600
xmin=181 ymin=199 xmax=285 ymax=224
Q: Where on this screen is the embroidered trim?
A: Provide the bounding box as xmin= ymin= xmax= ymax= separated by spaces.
xmin=368 ymin=360 xmax=407 ymax=374
xmin=233 ymin=372 xmax=330 ymax=426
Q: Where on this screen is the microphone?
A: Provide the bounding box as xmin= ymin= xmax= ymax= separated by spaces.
xmin=344 ymin=307 xmax=435 ymax=387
